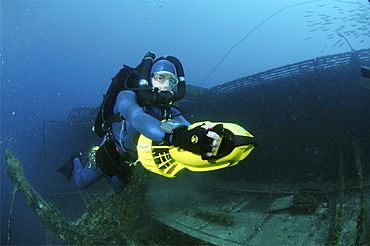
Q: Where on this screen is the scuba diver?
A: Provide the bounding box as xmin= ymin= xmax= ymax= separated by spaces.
xmin=58 ymin=52 xmax=221 ymax=193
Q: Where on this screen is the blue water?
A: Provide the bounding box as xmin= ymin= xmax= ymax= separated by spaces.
xmin=1 ymin=1 xmax=369 ymax=245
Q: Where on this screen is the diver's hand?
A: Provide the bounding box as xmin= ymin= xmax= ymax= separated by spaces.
xmin=171 ymin=125 xmax=220 ymax=159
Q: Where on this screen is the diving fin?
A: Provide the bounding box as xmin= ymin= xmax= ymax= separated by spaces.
xmin=57 ymin=152 xmax=82 ymax=182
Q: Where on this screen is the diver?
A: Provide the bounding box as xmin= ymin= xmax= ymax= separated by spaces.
xmin=57 ymin=52 xmax=221 ymax=193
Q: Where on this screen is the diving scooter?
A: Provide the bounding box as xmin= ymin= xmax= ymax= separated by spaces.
xmin=137 ymin=121 xmax=257 ymax=178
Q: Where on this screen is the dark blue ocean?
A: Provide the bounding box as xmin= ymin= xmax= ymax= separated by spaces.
xmin=1 ymin=1 xmax=369 ymax=245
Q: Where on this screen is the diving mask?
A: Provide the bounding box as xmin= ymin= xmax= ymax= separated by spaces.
xmin=152 ymin=71 xmax=178 ymax=90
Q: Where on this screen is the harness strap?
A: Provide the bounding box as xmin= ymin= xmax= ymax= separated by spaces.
xmin=102 ymin=113 xmax=125 ymax=132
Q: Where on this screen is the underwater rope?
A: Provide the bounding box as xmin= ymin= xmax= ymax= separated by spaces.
xmin=353 ymin=140 xmax=366 ymax=245
xmin=199 ymin=0 xmax=366 ymax=87
xmin=199 ymin=0 xmax=320 ymax=86
xmin=337 ymin=31 xmax=354 ymax=51
xmin=7 ymin=187 xmax=17 ymax=246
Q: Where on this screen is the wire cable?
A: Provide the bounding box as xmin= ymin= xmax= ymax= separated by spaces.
xmin=199 ymin=0 xmax=321 ymax=87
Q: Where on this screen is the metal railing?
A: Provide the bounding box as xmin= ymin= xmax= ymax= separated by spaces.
xmin=210 ymin=48 xmax=370 ymax=94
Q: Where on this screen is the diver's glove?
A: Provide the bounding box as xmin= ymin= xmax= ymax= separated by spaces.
xmin=169 ymin=125 xmax=222 ymax=159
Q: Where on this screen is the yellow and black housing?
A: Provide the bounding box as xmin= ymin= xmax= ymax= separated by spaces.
xmin=137 ymin=121 xmax=257 ymax=178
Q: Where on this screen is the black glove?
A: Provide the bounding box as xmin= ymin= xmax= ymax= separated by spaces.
xmin=171 ymin=126 xmax=217 ymax=159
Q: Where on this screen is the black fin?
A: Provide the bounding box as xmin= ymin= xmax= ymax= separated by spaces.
xmin=57 ymin=158 xmax=74 ymax=182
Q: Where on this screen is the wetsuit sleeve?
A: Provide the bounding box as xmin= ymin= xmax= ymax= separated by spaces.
xmin=114 ymin=90 xmax=165 ymax=142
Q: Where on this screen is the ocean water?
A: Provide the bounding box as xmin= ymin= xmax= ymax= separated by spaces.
xmin=1 ymin=1 xmax=369 ymax=245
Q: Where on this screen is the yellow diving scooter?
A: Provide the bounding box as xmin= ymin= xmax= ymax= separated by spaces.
xmin=136 ymin=121 xmax=257 ymax=178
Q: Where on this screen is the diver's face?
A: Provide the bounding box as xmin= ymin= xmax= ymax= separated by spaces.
xmin=151 ymin=71 xmax=178 ymax=91
xmin=152 ymin=77 xmax=171 ymax=91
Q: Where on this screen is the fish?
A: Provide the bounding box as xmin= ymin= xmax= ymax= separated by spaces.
xmin=303 ymin=1 xmax=370 ymax=44
xmin=331 ymin=39 xmax=342 ymax=48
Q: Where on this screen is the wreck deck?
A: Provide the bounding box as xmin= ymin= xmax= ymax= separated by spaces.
xmin=148 ymin=178 xmax=369 ymax=245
